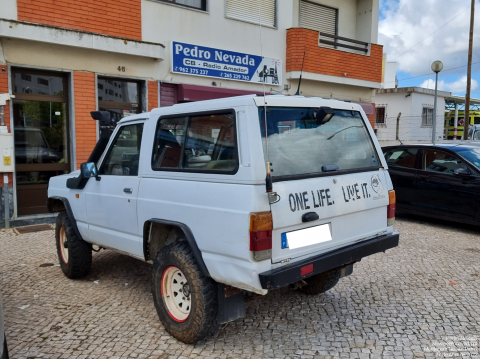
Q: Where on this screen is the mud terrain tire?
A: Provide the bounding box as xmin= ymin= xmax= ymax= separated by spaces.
xmin=55 ymin=211 xmax=92 ymax=278
xmin=151 ymin=241 xmax=218 ymax=343
xmin=298 ymin=269 xmax=341 ymax=295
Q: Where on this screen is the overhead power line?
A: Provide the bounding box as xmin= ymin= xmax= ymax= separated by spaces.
xmin=383 ymin=61 xmax=480 ymax=84
xmin=391 ymin=5 xmax=471 ymax=61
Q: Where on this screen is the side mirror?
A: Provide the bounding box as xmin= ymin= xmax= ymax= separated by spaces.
xmin=81 ymin=162 xmax=101 ymax=181
xmin=315 ymin=107 xmax=335 ymax=125
xmin=453 ymin=167 xmax=471 ymax=176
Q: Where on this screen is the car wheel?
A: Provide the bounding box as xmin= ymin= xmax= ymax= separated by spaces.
xmin=2 ymin=335 xmax=8 ymax=359
xmin=298 ymin=269 xmax=341 ymax=295
xmin=55 ymin=211 xmax=92 ymax=279
xmin=151 ymin=241 xmax=218 ymax=343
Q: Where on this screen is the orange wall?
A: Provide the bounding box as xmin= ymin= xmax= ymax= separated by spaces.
xmin=74 ymin=71 xmax=97 ymax=168
xmin=148 ymin=81 xmax=158 ymax=111
xmin=286 ymin=28 xmax=383 ymax=83
xmin=17 ymin=0 xmax=142 ymax=40
xmin=0 ymin=64 xmax=13 ymax=187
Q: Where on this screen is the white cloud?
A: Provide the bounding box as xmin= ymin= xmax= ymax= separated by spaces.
xmin=419 ymin=75 xmax=479 ymax=92
xmin=379 ymin=0 xmax=480 ymax=76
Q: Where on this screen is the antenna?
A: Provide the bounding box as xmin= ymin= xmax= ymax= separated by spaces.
xmin=295 ymin=51 xmax=306 ymax=96
xmin=257 ymin=0 xmax=272 ymax=193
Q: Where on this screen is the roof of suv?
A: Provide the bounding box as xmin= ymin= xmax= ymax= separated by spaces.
xmin=121 ymin=95 xmax=366 ymax=124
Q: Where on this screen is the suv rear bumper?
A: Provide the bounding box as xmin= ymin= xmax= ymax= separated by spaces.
xmin=259 ymin=232 xmax=399 ymax=290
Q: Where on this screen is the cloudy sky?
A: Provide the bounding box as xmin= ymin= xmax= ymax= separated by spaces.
xmin=379 ymin=0 xmax=480 ymax=98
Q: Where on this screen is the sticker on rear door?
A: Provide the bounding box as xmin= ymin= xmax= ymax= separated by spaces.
xmin=370 ymin=174 xmax=385 ymax=200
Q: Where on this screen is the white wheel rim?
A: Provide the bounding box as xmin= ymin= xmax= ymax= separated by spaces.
xmin=161 ymin=266 xmax=191 ymax=322
xmin=59 ymin=227 xmax=69 ymax=264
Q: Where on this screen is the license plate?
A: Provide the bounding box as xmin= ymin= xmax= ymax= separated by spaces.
xmin=281 ymin=223 xmax=332 ymax=249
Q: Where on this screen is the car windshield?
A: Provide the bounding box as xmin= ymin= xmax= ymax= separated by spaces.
xmin=258 ymin=107 xmax=380 ymax=179
xmin=455 ymin=147 xmax=480 ymax=168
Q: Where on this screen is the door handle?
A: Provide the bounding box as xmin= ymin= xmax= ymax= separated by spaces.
xmin=123 ymin=188 xmax=133 ymax=194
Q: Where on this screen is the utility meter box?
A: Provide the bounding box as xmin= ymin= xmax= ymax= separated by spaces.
xmin=0 ymin=132 xmax=14 ymax=172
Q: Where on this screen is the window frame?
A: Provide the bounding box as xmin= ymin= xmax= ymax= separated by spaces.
xmin=422 ymin=106 xmax=434 ymax=127
xmin=97 ymin=76 xmax=143 ymax=111
xmin=154 ymin=0 xmax=207 ymax=11
xmin=224 ymin=0 xmax=277 ymax=29
xmin=151 ymin=109 xmax=239 ymax=175
xmin=299 ymin=0 xmax=338 ymax=36
xmin=420 ymin=148 xmax=470 ymax=175
xmin=99 ymin=121 xmax=145 ymax=176
xmin=375 ymin=106 xmax=386 ymax=125
xmin=384 ymin=147 xmax=419 ymax=169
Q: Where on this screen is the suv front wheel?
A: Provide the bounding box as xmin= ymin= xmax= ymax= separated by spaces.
xmin=55 ymin=212 xmax=92 ymax=279
xmin=151 ymin=241 xmax=218 ymax=343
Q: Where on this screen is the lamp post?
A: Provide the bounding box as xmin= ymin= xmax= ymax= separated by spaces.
xmin=431 ymin=60 xmax=443 ymax=145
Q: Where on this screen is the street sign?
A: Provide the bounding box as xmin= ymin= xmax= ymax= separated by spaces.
xmin=171 ymin=41 xmax=282 ymax=85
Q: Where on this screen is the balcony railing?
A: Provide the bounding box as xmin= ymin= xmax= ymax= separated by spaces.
xmin=318 ymin=32 xmax=369 ymax=54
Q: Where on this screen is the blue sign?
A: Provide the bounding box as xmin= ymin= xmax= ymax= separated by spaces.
xmin=171 ymin=41 xmax=282 ymax=85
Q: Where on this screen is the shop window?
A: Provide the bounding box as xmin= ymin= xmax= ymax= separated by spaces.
xmin=14 ymin=71 xmax=64 ymax=97
xmin=226 ymin=0 xmax=276 ymax=27
xmin=152 ymin=112 xmax=238 ymax=173
xmin=156 ymin=0 xmax=206 ymax=10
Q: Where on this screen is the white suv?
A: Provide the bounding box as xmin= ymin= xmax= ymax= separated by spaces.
xmin=48 ymin=95 xmax=399 ymax=343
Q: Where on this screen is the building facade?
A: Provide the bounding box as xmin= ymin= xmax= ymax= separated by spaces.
xmin=0 ymin=0 xmax=382 ymax=226
xmin=374 ymin=87 xmax=451 ymax=146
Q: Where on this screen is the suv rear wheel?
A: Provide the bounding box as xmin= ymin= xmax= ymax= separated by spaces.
xmin=55 ymin=212 xmax=92 ymax=279
xmin=298 ymin=269 xmax=341 ymax=295
xmin=151 ymin=241 xmax=218 ymax=343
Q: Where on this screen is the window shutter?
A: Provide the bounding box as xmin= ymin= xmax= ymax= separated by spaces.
xmin=300 ymin=1 xmax=336 ymax=34
xmin=226 ymin=0 xmax=276 ymax=27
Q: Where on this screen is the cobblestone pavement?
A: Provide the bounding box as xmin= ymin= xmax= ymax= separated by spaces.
xmin=1 ymin=217 xmax=480 ymax=359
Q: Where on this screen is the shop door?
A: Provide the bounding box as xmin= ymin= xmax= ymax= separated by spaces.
xmin=12 ymin=69 xmax=70 ymax=216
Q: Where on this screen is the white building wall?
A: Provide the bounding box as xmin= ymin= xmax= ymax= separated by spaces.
xmin=383 ymin=62 xmax=396 ymax=89
xmin=375 ymin=90 xmax=447 ymax=145
xmin=2 ymin=0 xmax=17 ymax=20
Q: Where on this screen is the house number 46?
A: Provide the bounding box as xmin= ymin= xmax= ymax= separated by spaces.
xmin=118 ymin=66 xmax=126 ymax=72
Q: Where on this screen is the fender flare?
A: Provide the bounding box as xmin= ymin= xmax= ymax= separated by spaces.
xmin=47 ymin=196 xmax=83 ymax=240
xmin=144 ymin=219 xmax=210 ymax=278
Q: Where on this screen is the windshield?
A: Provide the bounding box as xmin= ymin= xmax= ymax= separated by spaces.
xmin=258 ymin=107 xmax=380 ymax=179
xmin=456 ymin=147 xmax=480 ymax=168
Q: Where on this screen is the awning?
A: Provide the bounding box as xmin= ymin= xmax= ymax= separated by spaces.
xmin=353 ymin=101 xmax=374 ymax=115
xmin=177 ymin=84 xmax=268 ymax=102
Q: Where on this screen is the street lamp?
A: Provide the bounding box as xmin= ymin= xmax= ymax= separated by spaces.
xmin=431 ymin=60 xmax=443 ymax=144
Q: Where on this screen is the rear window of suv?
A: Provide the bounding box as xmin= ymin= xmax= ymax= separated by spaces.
xmin=258 ymin=107 xmax=380 ymax=180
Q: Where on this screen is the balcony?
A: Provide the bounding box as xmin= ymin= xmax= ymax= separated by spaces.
xmin=286 ymin=28 xmax=383 ymax=88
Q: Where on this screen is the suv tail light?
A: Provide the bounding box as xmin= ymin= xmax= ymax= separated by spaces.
xmin=387 ymin=190 xmax=396 ymax=226
xmin=250 ymin=212 xmax=273 ymax=261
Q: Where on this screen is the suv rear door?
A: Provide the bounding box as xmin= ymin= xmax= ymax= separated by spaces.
xmin=257 ymin=106 xmax=391 ymax=265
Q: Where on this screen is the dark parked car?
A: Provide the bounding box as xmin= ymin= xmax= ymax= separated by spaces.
xmin=0 ymin=294 xmax=8 ymax=359
xmin=383 ymin=143 xmax=480 ymax=224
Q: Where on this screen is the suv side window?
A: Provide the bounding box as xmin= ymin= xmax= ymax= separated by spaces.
xmin=152 ymin=112 xmax=238 ymax=173
xmin=384 ymin=148 xmax=417 ymax=168
xmin=100 ymin=123 xmax=144 ymax=176
xmin=423 ymin=149 xmax=468 ymax=174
